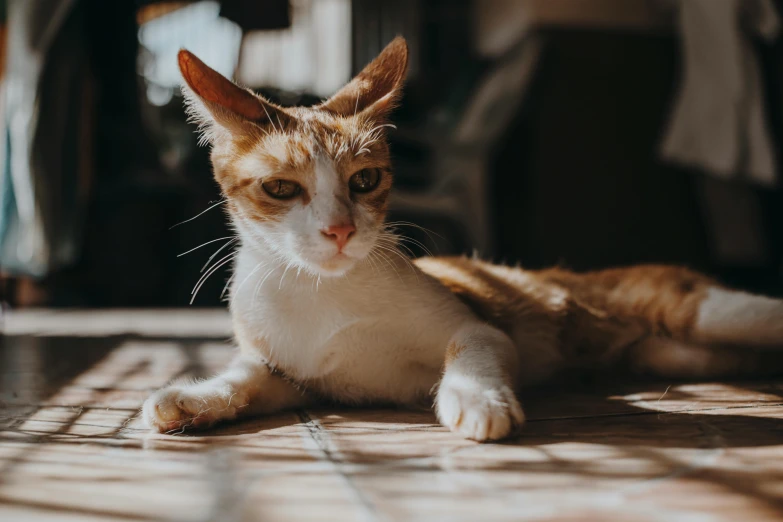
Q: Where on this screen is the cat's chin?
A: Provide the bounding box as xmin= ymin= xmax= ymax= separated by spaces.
xmin=312 ymin=253 xmax=358 ymax=278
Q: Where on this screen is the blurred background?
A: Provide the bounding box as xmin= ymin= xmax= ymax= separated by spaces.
xmin=1 ymin=0 xmax=783 ymax=308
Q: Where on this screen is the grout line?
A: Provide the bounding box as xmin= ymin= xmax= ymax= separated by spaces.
xmin=0 ymin=416 xmax=148 ymax=432
xmin=297 ymin=410 xmax=381 ymax=522
xmin=2 ymin=401 xmax=780 ymax=433
xmin=620 ymin=418 xmax=727 ymax=499
xmin=0 ymin=402 xmax=141 ymax=412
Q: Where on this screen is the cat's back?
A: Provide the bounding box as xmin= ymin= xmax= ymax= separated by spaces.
xmin=414 ymin=256 xmax=571 ymax=326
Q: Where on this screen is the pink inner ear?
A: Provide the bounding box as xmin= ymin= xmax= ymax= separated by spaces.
xmin=178 ymin=50 xmax=267 ymax=122
xmin=320 ymin=36 xmax=409 ymax=116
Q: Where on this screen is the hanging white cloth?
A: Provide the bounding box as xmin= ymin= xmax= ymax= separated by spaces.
xmin=660 ymin=0 xmax=780 ymax=185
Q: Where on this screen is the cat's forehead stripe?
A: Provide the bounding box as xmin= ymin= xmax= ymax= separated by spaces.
xmin=227 ymin=113 xmax=388 ymax=174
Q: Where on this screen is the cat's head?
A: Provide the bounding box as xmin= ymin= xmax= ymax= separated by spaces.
xmin=179 ymin=38 xmax=408 ymax=277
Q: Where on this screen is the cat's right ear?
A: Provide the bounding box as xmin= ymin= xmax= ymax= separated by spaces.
xmin=178 ymin=50 xmax=291 ymax=144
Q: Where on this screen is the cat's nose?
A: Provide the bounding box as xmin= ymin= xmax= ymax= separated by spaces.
xmin=321 ymin=223 xmax=356 ymax=250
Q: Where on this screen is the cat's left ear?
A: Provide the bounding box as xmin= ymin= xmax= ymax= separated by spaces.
xmin=319 ymin=36 xmax=408 ymax=120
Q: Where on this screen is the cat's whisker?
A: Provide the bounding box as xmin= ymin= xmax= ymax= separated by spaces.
xmin=201 ymin=237 xmax=240 ymax=272
xmin=352 ymin=121 xmax=396 ymax=157
xmin=177 ymin=236 xmax=235 ymax=257
xmin=375 ymin=233 xmax=417 ymax=256
xmin=278 ymin=261 xmax=294 ymax=291
xmin=395 ymin=236 xmax=434 ymax=258
xmin=192 ymin=251 xmax=237 ymax=295
xmin=375 ymin=237 xmax=419 ymax=268
xmin=189 ymin=256 xmax=235 ymax=304
xmin=390 ymin=239 xmax=417 ymax=258
xmin=170 ymin=199 xmax=226 ymax=230
xmin=252 ymin=265 xmax=279 ymax=307
xmin=221 ymin=272 xmax=236 ymax=301
xmin=378 ymin=244 xmax=418 ymax=279
xmin=262 ymin=105 xmax=280 ymax=133
xmin=387 ymin=240 xmax=417 ymax=259
xmin=370 ymin=245 xmax=405 ymax=283
xmin=374 ymin=239 xmax=406 ymax=256
xmin=370 ymin=250 xmax=399 ymax=282
xmin=385 ymin=221 xmax=444 ymax=241
xmin=381 ymin=228 xmax=436 ymax=257
xmin=190 ymin=252 xmax=238 ymax=304
xmin=364 ymin=250 xmax=381 ymax=275
xmin=231 ymin=260 xmax=267 ymax=303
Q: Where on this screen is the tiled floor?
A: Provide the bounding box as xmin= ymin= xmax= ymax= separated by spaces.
xmin=2 ymin=310 xmax=783 ymax=521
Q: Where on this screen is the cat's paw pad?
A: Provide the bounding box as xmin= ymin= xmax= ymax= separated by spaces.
xmin=436 ymin=379 xmax=525 ymax=442
xmin=142 ymin=387 xmax=231 ymax=433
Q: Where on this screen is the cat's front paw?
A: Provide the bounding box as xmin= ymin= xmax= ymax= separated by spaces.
xmin=435 ymin=378 xmax=525 ymax=442
xmin=142 ymin=385 xmax=236 ymax=433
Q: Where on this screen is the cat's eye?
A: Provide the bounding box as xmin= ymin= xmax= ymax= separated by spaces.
xmin=348 ymin=168 xmax=381 ymax=193
xmin=261 ymin=179 xmax=301 ymax=199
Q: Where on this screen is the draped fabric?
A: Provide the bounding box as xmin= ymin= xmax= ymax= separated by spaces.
xmin=661 ymin=0 xmax=780 ymax=185
xmin=0 ymin=0 xmax=94 ymax=277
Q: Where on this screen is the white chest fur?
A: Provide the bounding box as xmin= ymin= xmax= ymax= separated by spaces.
xmin=230 ymin=245 xmax=473 ymax=404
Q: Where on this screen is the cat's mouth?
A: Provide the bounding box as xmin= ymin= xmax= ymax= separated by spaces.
xmin=316 ymin=251 xmax=356 ymax=276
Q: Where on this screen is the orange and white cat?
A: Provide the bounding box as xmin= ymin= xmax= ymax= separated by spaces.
xmin=144 ymin=37 xmax=783 ymax=441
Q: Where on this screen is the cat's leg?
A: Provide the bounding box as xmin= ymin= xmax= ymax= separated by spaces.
xmin=596 ymin=267 xmax=783 ymax=378
xmin=435 ymin=323 xmax=525 ymax=442
xmin=143 ymin=354 xmax=308 ymax=433
xmin=627 ymin=336 xmax=756 ymax=378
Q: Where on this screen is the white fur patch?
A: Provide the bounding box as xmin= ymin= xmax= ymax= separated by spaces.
xmin=233 ymin=150 xmax=276 ymax=180
xmin=696 ymin=287 xmax=783 ymax=346
xmin=229 ymin=244 xmax=474 ymax=405
xmin=434 ymin=323 xmax=525 ymax=441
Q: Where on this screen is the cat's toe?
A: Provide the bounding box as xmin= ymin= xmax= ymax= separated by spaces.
xmin=142 ymin=387 xmax=213 ymax=433
xmin=436 ymin=380 xmax=525 ymax=442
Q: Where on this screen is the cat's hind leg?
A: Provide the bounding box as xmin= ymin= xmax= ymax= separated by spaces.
xmin=619 ymin=279 xmax=783 ymax=378
xmin=435 ymin=323 xmax=525 ymax=442
xmin=627 ymin=336 xmax=761 ymax=378
xmin=143 ymin=354 xmax=308 ymax=433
